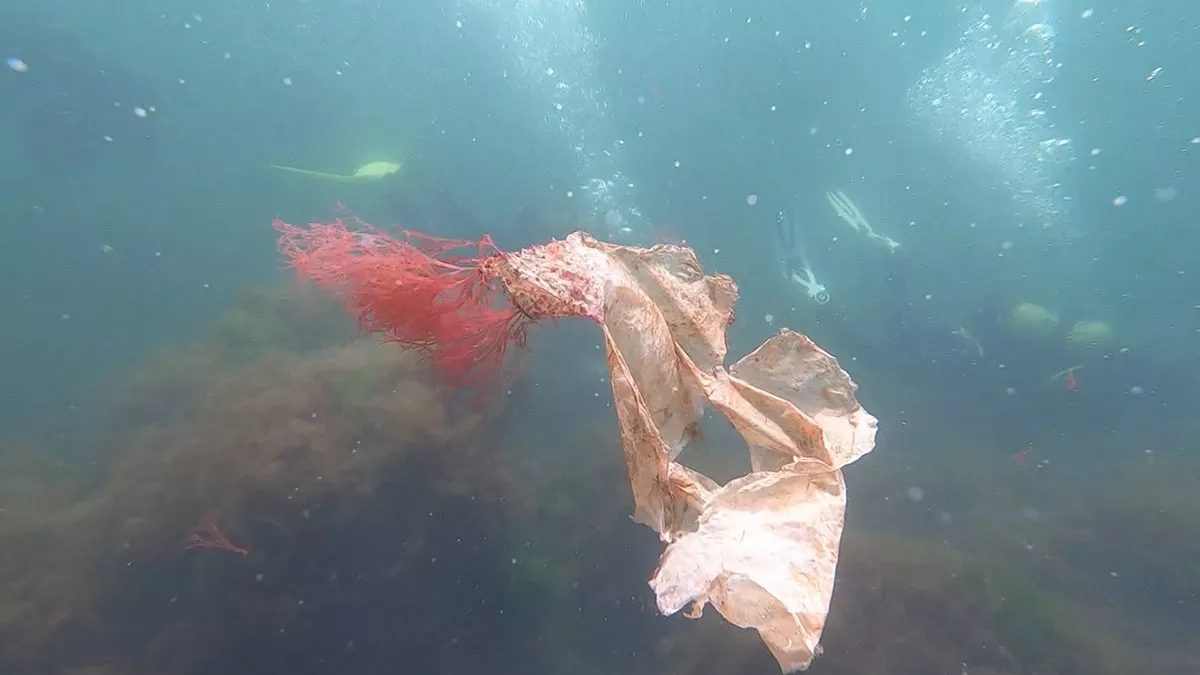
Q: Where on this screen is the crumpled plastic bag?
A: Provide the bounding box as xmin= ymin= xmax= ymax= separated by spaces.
xmin=276 ymin=224 xmax=878 ymax=672
xmin=494 ymin=233 xmax=877 ymax=672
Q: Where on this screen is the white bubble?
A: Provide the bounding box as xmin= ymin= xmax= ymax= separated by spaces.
xmin=844 ymin=148 xmax=853 ymax=156
xmin=1001 ymin=240 xmax=1013 ymax=250
xmin=133 ymin=107 xmax=148 ymax=118
xmin=1081 ymin=9 xmax=1094 ymax=19
xmin=764 ymin=313 xmax=775 ymax=324
xmin=746 ymin=194 xmax=758 ymax=206
xmin=282 ymin=76 xmax=293 ymax=86
xmin=906 ymin=486 xmax=925 ymax=502
xmin=1129 ymin=385 xmax=1144 ymax=395
xmin=673 ymin=160 xmax=681 ymax=168
xmin=5 ymin=57 xmax=28 ymax=72
xmin=1112 ymin=195 xmax=1127 ymax=206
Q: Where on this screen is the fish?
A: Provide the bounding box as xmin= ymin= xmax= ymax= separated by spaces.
xmin=269 ymin=160 xmax=402 ymax=182
xmin=1045 ymin=364 xmax=1084 ymax=388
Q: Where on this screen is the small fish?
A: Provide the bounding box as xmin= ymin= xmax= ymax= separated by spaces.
xmin=1013 ymin=445 xmax=1032 ymax=464
xmin=952 ymin=326 xmax=984 ymax=357
xmin=1045 ymin=364 xmax=1083 ymax=388
xmin=1065 ymin=369 xmax=1078 ymax=390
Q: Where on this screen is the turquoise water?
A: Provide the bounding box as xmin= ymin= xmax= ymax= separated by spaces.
xmin=1 ymin=1 xmax=1197 ymax=673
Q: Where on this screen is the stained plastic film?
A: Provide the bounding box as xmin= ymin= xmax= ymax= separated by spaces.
xmin=276 ymin=222 xmax=878 ymax=672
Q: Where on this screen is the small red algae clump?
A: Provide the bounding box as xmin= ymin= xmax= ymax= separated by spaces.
xmin=274 ymin=218 xmax=529 ymax=389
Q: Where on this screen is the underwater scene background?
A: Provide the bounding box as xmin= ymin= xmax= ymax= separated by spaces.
xmin=1 ymin=0 xmax=1198 ymax=673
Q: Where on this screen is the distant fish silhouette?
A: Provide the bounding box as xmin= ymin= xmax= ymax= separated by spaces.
xmin=1046 ymin=364 xmax=1083 ymax=389
xmin=269 ymin=160 xmax=402 ymax=182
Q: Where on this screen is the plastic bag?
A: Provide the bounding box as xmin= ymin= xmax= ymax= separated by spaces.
xmin=275 ymin=222 xmax=878 ymax=672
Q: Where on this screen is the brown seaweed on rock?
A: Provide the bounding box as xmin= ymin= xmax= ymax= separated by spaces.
xmin=0 ymin=317 xmax=525 ymax=674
